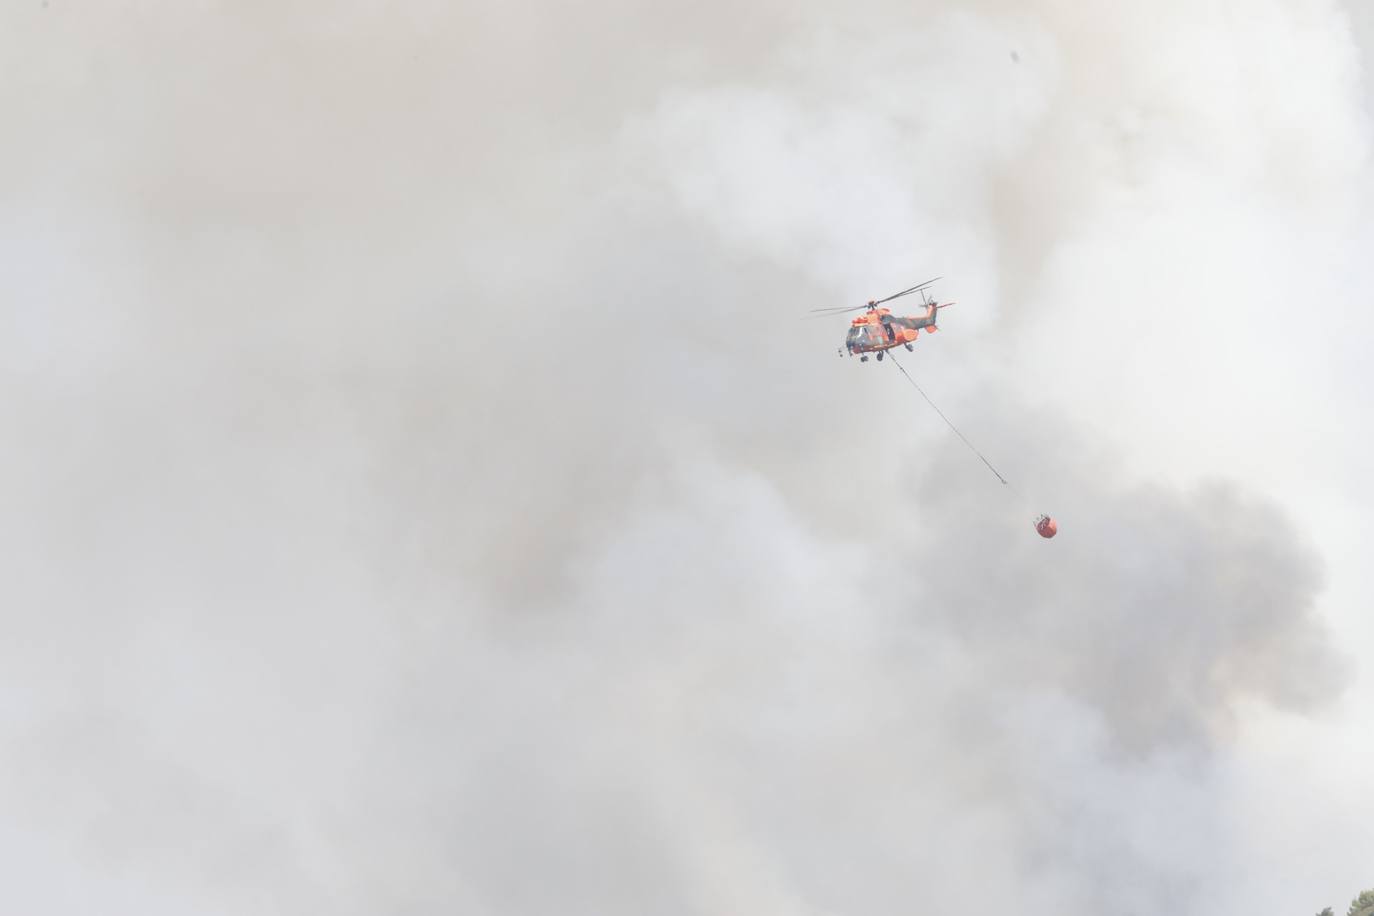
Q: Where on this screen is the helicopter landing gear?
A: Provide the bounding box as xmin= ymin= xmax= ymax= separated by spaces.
xmin=904 ymin=343 xmax=914 ymax=352
xmin=876 ymin=351 xmax=884 ymax=362
xmin=860 ymin=355 xmax=869 ymax=362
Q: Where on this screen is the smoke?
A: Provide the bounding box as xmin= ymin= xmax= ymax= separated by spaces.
xmin=1 ymin=0 xmax=1370 ymax=913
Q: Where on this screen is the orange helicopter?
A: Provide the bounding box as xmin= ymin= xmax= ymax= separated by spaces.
xmin=810 ymin=277 xmax=953 ymax=362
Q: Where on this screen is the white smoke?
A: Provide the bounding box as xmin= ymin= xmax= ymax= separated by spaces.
xmin=0 ymin=1 xmax=1371 ymax=913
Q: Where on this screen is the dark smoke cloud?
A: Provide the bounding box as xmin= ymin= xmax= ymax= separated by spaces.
xmin=0 ymin=1 xmax=1367 ymax=914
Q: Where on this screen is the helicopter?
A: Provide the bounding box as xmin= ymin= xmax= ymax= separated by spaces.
xmin=809 ymin=277 xmax=953 ymax=362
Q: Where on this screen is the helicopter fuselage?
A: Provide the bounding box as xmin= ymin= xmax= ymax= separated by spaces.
xmin=843 ymin=304 xmax=940 ymax=357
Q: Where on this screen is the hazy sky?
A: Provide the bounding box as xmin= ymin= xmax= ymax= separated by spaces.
xmin=3 ymin=1 xmax=1372 ymax=914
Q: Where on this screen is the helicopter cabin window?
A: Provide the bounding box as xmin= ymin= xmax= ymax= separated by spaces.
xmin=846 ymin=327 xmax=863 ymax=347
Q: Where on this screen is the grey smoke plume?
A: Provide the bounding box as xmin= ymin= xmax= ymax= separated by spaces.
xmin=1 ymin=1 xmax=1369 ymax=914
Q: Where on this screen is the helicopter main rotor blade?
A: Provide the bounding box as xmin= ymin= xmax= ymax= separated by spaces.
xmin=872 ymin=276 xmax=941 ymax=305
xmin=805 ymin=304 xmax=872 ymax=315
xmin=804 ymin=277 xmax=943 ymax=318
